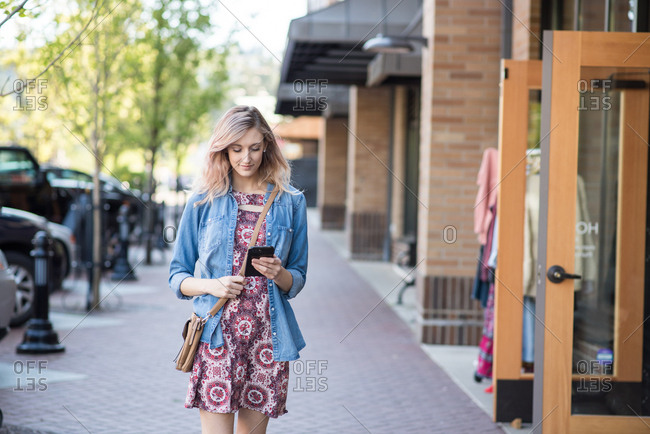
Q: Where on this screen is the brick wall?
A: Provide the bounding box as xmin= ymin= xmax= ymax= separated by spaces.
xmin=416 ymin=0 xmax=502 ymax=344
xmin=512 ymin=0 xmax=541 ymax=60
xmin=346 ymin=86 xmax=391 ymax=259
xmin=318 ymin=116 xmax=348 ymax=229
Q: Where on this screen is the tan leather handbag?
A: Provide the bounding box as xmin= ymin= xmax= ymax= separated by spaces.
xmin=174 ymin=186 xmax=279 ymax=372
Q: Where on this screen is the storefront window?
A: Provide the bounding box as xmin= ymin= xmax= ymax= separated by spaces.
xmin=608 ymin=0 xmax=636 ymax=31
xmin=541 ymin=1 xmax=641 ymax=37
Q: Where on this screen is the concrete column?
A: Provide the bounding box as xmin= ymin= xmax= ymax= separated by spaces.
xmin=317 ymin=116 xmax=348 ymax=229
xmin=390 ymin=86 xmax=409 ymax=242
xmin=345 ymin=85 xmax=391 ymax=260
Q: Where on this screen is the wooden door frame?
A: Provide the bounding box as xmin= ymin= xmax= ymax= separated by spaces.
xmin=493 ymin=58 xmax=542 ymax=423
xmin=534 ymin=30 xmax=650 ymax=434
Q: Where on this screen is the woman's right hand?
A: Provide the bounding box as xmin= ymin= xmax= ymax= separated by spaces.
xmin=204 ymin=276 xmax=245 ymax=299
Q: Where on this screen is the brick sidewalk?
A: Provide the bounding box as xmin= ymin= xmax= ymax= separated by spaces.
xmin=0 ymin=221 xmax=503 ymax=433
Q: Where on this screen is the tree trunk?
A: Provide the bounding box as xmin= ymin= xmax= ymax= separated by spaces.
xmin=145 ymin=32 xmax=163 ymax=265
xmin=145 ymin=146 xmax=156 ymax=265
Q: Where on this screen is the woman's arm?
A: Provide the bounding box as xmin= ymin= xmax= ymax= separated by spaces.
xmin=282 ymin=193 xmax=308 ymax=298
xmin=273 ymin=268 xmax=293 ymax=293
xmin=170 ymin=195 xmax=244 ymax=301
xmin=252 ymin=256 xmax=293 ymax=292
xmin=252 ymin=192 xmax=308 ymax=298
xmin=179 ymin=275 xmax=245 ymax=299
xmin=169 ymin=196 xmax=201 ymax=300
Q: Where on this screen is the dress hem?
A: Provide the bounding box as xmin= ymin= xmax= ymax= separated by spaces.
xmin=185 ymin=401 xmax=288 ymax=419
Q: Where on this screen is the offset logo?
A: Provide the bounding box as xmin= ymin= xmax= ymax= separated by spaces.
xmin=577 ymin=79 xmax=612 ymax=111
xmin=13 ymin=79 xmax=48 ymax=111
xmin=292 ymin=360 xmax=328 ymax=392
xmin=292 ymin=79 xmax=328 ymax=111
xmin=14 ymin=360 xmax=48 ymax=392
xmin=442 ymin=225 xmax=457 ymax=244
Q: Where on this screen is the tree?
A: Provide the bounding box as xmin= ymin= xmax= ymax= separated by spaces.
xmin=41 ymin=0 xmax=142 ymax=307
xmin=1 ymin=0 xmax=230 ymax=296
xmin=132 ymin=0 xmax=228 ymax=264
xmin=0 ymin=0 xmax=31 ymax=30
xmin=0 ymin=0 xmax=101 ymax=98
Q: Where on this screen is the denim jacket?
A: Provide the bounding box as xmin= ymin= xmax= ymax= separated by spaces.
xmin=169 ymin=182 xmax=308 ymax=361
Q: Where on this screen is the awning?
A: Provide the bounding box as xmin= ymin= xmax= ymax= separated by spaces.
xmin=275 ymin=0 xmax=423 ymax=116
xmin=275 ymin=83 xmax=350 ymax=118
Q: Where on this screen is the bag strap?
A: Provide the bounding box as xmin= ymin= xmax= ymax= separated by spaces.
xmin=206 ymin=185 xmax=279 ymax=318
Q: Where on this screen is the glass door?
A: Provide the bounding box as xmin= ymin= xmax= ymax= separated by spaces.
xmin=534 ymin=31 xmax=650 ymax=433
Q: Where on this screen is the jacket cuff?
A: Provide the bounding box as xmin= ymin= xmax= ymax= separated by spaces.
xmin=283 ymin=268 xmax=304 ymax=300
xmin=170 ymin=273 xmax=193 ymax=300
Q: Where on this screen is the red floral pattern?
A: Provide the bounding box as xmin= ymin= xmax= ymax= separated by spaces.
xmin=185 ymin=192 xmax=289 ymax=418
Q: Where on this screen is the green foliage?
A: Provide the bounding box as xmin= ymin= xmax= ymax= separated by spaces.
xmin=0 ymin=0 xmax=40 ymax=23
xmin=0 ymin=0 xmax=229 ymax=193
xmin=109 ymin=163 xmax=146 ymax=191
xmin=128 ymin=0 xmax=229 ymax=196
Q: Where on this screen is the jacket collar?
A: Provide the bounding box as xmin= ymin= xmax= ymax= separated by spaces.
xmin=227 ymin=175 xmax=275 ymax=201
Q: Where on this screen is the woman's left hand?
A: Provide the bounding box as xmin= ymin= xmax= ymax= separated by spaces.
xmin=251 ymin=254 xmax=284 ymax=280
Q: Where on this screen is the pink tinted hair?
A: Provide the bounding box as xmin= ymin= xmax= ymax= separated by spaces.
xmin=193 ymin=106 xmax=293 ymax=206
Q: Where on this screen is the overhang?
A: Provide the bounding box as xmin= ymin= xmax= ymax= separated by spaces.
xmin=275 ymin=0 xmax=423 ymax=116
xmin=366 ymin=52 xmax=422 ymax=87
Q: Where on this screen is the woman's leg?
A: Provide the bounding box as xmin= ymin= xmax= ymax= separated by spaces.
xmin=200 ymin=409 xmax=235 ymax=434
xmin=236 ymin=408 xmax=269 ymax=434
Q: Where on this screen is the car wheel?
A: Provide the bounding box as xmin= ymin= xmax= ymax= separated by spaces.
xmin=6 ymin=252 xmax=35 ymax=327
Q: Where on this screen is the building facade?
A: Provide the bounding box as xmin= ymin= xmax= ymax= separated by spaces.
xmin=276 ymin=0 xmax=650 ymax=345
xmin=277 ymin=1 xmax=650 ymax=431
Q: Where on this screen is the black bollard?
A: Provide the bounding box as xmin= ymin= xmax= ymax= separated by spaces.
xmin=156 ymin=201 xmax=169 ymax=250
xmin=83 ymin=197 xmax=94 ymax=312
xmin=111 ymin=203 xmax=137 ymax=281
xmin=17 ymin=231 xmax=65 ymax=354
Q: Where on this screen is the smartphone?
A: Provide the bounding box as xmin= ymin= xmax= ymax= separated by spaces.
xmin=244 ymin=246 xmax=275 ymax=277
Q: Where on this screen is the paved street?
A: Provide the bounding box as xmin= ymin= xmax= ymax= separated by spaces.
xmin=0 ymin=216 xmax=503 ymax=433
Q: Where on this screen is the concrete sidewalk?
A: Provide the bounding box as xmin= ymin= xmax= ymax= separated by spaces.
xmin=314 ymin=213 xmax=528 ymax=434
xmin=0 ymin=212 xmax=504 ymax=433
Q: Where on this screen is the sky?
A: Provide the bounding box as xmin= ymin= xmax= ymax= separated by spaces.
xmin=0 ymin=0 xmax=308 ymax=58
xmin=208 ymin=0 xmax=307 ymax=59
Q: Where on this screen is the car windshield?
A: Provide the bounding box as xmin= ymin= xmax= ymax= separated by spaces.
xmin=0 ymin=149 xmax=37 ymax=184
xmin=45 ymin=168 xmax=92 ymax=183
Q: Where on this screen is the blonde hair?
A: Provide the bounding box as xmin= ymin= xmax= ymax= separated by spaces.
xmin=194 ymin=106 xmax=293 ymax=206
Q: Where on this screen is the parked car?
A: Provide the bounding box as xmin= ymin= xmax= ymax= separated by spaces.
xmin=41 ymin=165 xmax=146 ymax=264
xmin=0 ymin=144 xmax=143 ymax=228
xmin=41 ymin=165 xmax=142 ymax=205
xmin=1 ymin=207 xmax=76 ymax=277
xmin=0 ymin=145 xmax=68 ymax=224
xmin=0 ymin=249 xmax=9 ymax=428
xmin=0 ymin=249 xmax=17 ymax=340
xmin=0 ymin=214 xmax=65 ymax=326
xmin=0 ymin=145 xmax=142 ymax=269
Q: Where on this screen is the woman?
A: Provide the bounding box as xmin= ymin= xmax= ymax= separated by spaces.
xmin=169 ymin=105 xmax=308 ymax=434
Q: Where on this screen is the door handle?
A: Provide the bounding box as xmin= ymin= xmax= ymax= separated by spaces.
xmin=547 ymin=265 xmax=582 ymax=284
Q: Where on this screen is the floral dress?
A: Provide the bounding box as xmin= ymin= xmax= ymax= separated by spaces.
xmin=185 ymin=191 xmax=290 ymax=418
